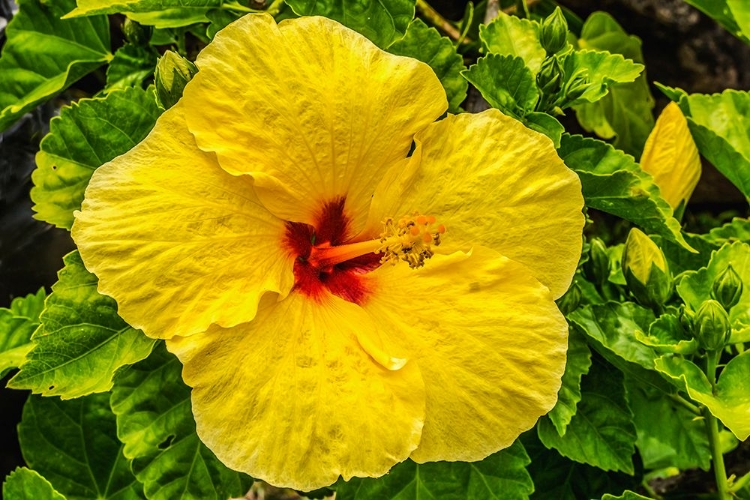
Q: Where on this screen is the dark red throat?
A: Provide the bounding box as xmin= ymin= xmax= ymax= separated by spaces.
xmin=283 ymin=197 xmax=380 ymax=305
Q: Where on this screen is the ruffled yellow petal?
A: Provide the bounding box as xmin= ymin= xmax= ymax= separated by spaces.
xmin=167 ymin=292 xmax=425 ymax=490
xmin=72 ymin=105 xmax=294 ymax=339
xmin=365 ymin=109 xmax=584 ymax=299
xmin=360 ymin=246 xmax=568 ymax=462
xmin=182 ymin=14 xmax=447 ymax=232
xmin=641 ymin=102 xmax=702 ymax=210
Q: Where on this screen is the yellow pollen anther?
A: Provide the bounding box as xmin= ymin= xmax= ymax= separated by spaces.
xmin=378 ymin=212 xmax=445 ymax=269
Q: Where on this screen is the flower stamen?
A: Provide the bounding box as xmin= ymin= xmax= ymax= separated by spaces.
xmin=306 ymin=213 xmax=445 ymax=270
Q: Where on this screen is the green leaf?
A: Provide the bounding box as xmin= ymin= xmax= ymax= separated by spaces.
xmin=558 ymin=134 xmax=693 ymax=251
xmin=31 ymin=86 xmax=161 ymax=229
xmin=336 ymin=440 xmax=533 ymax=499
xmin=524 ymin=112 xmax=564 ymax=147
xmin=677 ymin=241 xmax=750 ymax=342
xmin=462 ymin=54 xmax=538 ymax=118
xmin=625 ymin=375 xmax=710 ymax=471
xmin=634 ymin=314 xmax=698 ymax=355
xmin=568 ymin=302 xmax=658 ymax=371
xmin=547 ymin=329 xmax=592 ymax=436
xmin=111 ymin=343 xmax=248 ymax=500
xmin=0 ymin=0 xmax=111 ymax=132
xmin=0 ymin=289 xmax=46 ymax=378
xmin=2 ymin=468 xmax=67 ymax=500
xmin=654 ymin=352 xmax=750 ymax=440
xmin=106 ymin=44 xmax=158 ymax=90
xmin=286 ymin=0 xmax=413 ymax=47
xmin=601 ymin=493 xmax=651 ymax=500
xmin=683 ymin=1 xmax=750 ymax=44
xmin=573 ymin=12 xmax=654 ymax=156
xmin=388 ymin=19 xmax=467 ymax=112
xmin=479 ymin=12 xmax=545 ymax=75
xmin=65 ymin=0 xmax=220 ymax=28
xmin=206 ymin=9 xmax=239 ymax=39
xmin=9 ymin=251 xmax=156 ymax=398
xmin=706 ymin=218 xmax=750 ymax=245
xmin=561 ymin=49 xmax=643 ymax=105
xmin=675 ymin=90 xmax=750 ymax=200
xmin=523 ymin=432 xmax=637 ymax=500
xmin=18 ymin=394 xmax=142 ymax=499
xmin=537 ymin=358 xmax=636 ymax=474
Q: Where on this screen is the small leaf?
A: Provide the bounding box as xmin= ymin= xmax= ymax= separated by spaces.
xmin=674 ymin=89 xmax=750 ymax=200
xmin=573 ymin=12 xmax=654 ymax=156
xmin=547 ymin=329 xmax=592 ymax=436
xmin=106 ymin=44 xmax=158 ymax=90
xmin=65 ymin=0 xmax=220 ymax=28
xmin=654 ymin=352 xmax=750 ymax=440
xmin=9 ymin=251 xmax=156 ymax=398
xmin=286 ymin=0 xmax=414 ymax=47
xmin=568 ymin=302 xmax=658 ymax=371
xmin=0 ymin=0 xmax=111 ymax=132
xmin=479 ymin=11 xmax=545 ymax=75
xmin=705 ymin=217 xmax=750 ymax=245
xmin=524 ymin=112 xmax=564 ymax=147
xmin=335 ymin=440 xmax=533 ymax=499
xmin=561 ymin=49 xmax=643 ymax=105
xmin=677 ymin=241 xmax=750 ymax=342
xmin=558 ymin=134 xmax=693 ymax=251
xmin=634 ymin=314 xmax=698 ymax=354
xmin=2 ymin=468 xmax=67 ymax=500
xmin=18 ymin=394 xmax=142 ymax=499
xmin=31 ymin=86 xmax=161 ymax=229
xmin=0 ymin=289 xmax=45 ymax=378
xmin=462 ymin=54 xmax=538 ymax=117
xmin=389 ymin=19 xmax=467 ymax=112
xmin=111 ymin=343 xmax=248 ymax=500
xmin=625 ymin=375 xmax=710 ymax=471
xmin=537 ymin=359 xmax=637 ymax=474
xmin=601 ymin=493 xmax=651 ymax=500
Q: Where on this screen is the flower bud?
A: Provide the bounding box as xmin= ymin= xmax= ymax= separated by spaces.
xmin=679 ymin=306 xmax=694 ymax=334
xmin=123 ymin=18 xmax=153 ymax=46
xmin=536 ymin=57 xmax=563 ymax=96
xmin=692 ymin=299 xmax=731 ymax=351
xmin=155 ymin=51 xmax=198 ymax=110
xmin=711 ymin=264 xmax=743 ymax=311
xmin=540 ymin=7 xmax=568 ymax=55
xmin=557 ymin=281 xmax=581 ymax=315
xmin=584 ymin=238 xmax=610 ymax=285
xmin=622 ymin=228 xmax=672 ymax=308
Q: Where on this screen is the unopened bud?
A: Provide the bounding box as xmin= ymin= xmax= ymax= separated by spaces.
xmin=711 ymin=265 xmax=743 ymax=311
xmin=622 ymin=228 xmax=672 ymax=307
xmin=679 ymin=306 xmax=694 ymax=333
xmin=540 ymin=7 xmax=568 ymax=55
xmin=584 ymin=238 xmax=610 ymax=285
xmin=557 ymin=281 xmax=581 ymax=315
xmin=123 ymin=18 xmax=152 ymax=46
xmin=155 ymin=51 xmax=198 ymax=110
xmin=536 ymin=57 xmax=563 ymax=96
xmin=693 ymin=299 xmax=731 ymax=351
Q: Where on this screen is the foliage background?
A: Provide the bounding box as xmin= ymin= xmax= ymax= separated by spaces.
xmin=1 ymin=0 xmax=750 ymax=496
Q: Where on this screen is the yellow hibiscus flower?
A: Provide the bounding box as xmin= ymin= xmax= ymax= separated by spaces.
xmin=72 ymin=14 xmax=585 ymax=490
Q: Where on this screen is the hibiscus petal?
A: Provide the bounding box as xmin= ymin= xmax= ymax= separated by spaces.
xmin=167 ymin=292 xmax=426 ymax=490
xmin=182 ymin=14 xmax=447 ymax=233
xmin=365 ymin=109 xmax=585 ymax=298
xmin=360 ymin=246 xmax=568 ymax=462
xmin=72 ymin=105 xmax=295 ymax=339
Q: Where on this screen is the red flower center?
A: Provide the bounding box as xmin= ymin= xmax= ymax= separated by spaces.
xmin=283 ymin=198 xmax=380 ymax=305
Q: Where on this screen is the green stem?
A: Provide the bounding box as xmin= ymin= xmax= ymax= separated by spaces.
xmin=731 ymin=470 xmax=750 ymax=492
xmin=265 ymin=0 xmax=285 ymax=17
xmin=176 ymin=29 xmax=187 ymax=57
xmin=221 ymin=1 xmax=258 ymax=13
xmin=416 ymin=0 xmax=463 ymax=41
xmin=705 ymin=350 xmax=730 ymax=500
xmin=668 ymin=393 xmax=701 ymax=416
